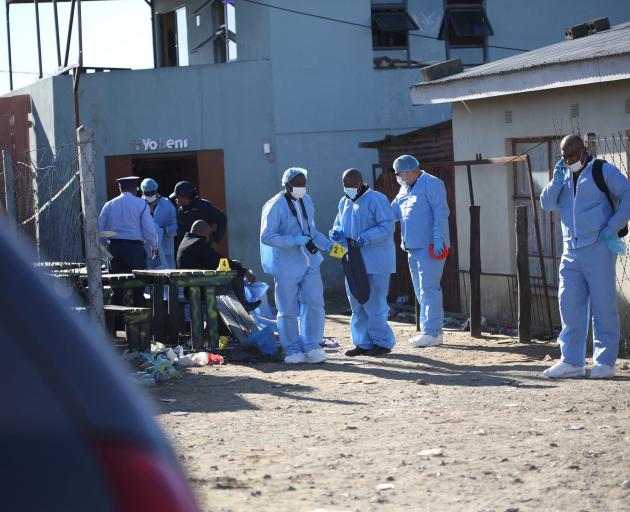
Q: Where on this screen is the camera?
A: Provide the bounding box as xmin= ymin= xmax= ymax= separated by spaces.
xmin=305 ymin=238 xmax=319 ymax=254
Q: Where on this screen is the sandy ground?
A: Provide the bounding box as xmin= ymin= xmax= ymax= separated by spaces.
xmin=147 ymin=310 xmax=630 ymax=512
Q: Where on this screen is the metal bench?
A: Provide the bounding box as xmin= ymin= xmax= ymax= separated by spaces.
xmin=104 ymin=305 xmax=151 ymax=352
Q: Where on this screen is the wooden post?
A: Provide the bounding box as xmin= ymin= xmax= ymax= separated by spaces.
xmin=2 ymin=150 xmax=17 ymax=223
xmin=77 ymin=126 xmax=105 ymax=327
xmin=525 ymin=155 xmax=554 ymax=338
xmin=469 ymin=205 xmax=482 ymax=338
xmin=516 ymin=206 xmax=531 ymax=343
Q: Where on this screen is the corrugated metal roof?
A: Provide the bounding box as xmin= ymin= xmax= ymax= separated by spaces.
xmin=425 ymin=21 xmax=630 ymax=85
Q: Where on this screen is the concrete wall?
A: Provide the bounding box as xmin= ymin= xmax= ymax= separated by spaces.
xmin=452 ymin=79 xmax=630 ymax=321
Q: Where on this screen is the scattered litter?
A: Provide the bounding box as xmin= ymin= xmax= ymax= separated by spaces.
xmin=532 ymin=418 xmax=551 ymax=422
xmin=159 ymin=398 xmax=177 ymax=403
xmin=344 ymin=425 xmax=358 ymax=430
xmin=178 ymin=352 xmax=225 ymax=367
xmin=475 ymin=429 xmax=486 ymax=435
xmin=567 ymin=424 xmax=585 ymax=431
xmin=319 ymin=337 xmax=339 ymax=348
xmin=558 ymin=406 xmax=576 ymax=413
xmin=169 ymin=411 xmax=189 ymax=416
xmin=622 ymin=480 xmax=630 ymax=489
xmin=621 ymin=363 xmax=629 ymax=370
xmin=418 ymin=448 xmax=444 ymax=457
xmin=505 ymin=403 xmax=521 ymax=408
xmin=225 ymin=376 xmax=251 ymax=385
xmin=543 ymin=354 xmax=553 ymax=361
xmin=150 ymin=342 xmax=167 ymax=352
xmin=375 ymin=483 xmax=395 ymax=491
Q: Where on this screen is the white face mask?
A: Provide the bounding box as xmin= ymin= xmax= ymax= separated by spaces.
xmin=396 ymin=175 xmax=406 ymax=186
xmin=344 ymin=187 xmax=358 ymax=200
xmin=143 ymin=194 xmax=158 ymax=204
xmin=568 ymin=160 xmax=583 ymax=172
xmin=291 ymin=187 xmax=306 ymax=199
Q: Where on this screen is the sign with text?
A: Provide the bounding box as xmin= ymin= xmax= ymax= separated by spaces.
xmin=132 ymin=138 xmax=189 ymax=152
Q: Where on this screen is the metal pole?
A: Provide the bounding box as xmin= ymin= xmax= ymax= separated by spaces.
xmin=77 ymin=126 xmax=105 ymax=327
xmin=77 ymin=0 xmax=83 ymax=68
xmin=466 ymin=164 xmax=475 ymax=206
xmin=64 ymin=0 xmax=76 ymax=68
xmin=525 ymin=155 xmax=554 ymax=338
xmin=469 ymin=205 xmax=482 ymax=338
xmin=516 ymin=205 xmax=531 ymax=343
xmin=150 ymin=0 xmax=158 ymax=68
xmin=5 ymin=3 xmax=13 ymax=90
xmin=35 ymin=0 xmax=43 ymax=78
xmin=2 ymin=150 xmax=17 ymax=223
xmin=53 ymin=0 xmax=62 ymax=67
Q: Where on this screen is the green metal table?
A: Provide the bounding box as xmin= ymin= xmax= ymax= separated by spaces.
xmin=101 ymin=273 xmax=146 ymax=307
xmin=133 ymin=269 xmax=235 ymax=350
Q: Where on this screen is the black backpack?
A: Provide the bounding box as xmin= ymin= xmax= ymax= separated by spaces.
xmin=592 ymin=159 xmax=629 ymax=238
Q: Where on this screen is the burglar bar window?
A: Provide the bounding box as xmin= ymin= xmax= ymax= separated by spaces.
xmin=438 ymin=3 xmax=493 ymax=66
xmin=371 ymin=6 xmax=419 ymax=49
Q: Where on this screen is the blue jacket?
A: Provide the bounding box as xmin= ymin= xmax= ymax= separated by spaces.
xmin=332 ymin=188 xmax=396 ymax=274
xmin=540 ymin=159 xmax=630 ymax=249
xmin=260 ymin=192 xmax=329 ymax=277
xmin=144 ymin=196 xmax=178 ymax=268
xmin=391 ymin=172 xmax=450 ymax=250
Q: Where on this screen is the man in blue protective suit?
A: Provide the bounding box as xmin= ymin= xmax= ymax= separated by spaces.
xmin=330 ymin=168 xmax=397 ymax=357
xmin=140 ymin=178 xmax=178 ymax=269
xmin=391 ymin=155 xmax=450 ymax=348
xmin=99 ymin=176 xmax=159 ymax=305
xmin=260 ymin=168 xmax=333 ymax=364
xmin=540 ymin=134 xmax=630 ymax=379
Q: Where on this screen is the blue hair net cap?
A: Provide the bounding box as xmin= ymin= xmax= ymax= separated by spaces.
xmin=393 ymin=155 xmax=420 ymax=173
xmin=140 ymin=178 xmax=158 ymax=192
xmin=281 ymin=167 xmax=308 ymax=185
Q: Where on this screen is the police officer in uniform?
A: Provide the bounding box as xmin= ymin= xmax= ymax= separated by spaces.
xmin=99 ymin=176 xmax=159 ymax=305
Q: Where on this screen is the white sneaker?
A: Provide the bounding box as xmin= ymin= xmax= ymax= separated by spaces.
xmin=590 ymin=363 xmax=615 ymax=379
xmin=304 ymin=347 xmax=327 ymax=364
xmin=542 ymin=361 xmax=585 ymax=379
xmin=284 ymin=352 xmax=306 ymax=364
xmin=410 ymin=333 xmax=443 ymax=347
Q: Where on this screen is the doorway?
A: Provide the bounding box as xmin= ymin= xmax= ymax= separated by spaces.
xmin=105 ymin=150 xmax=228 ymax=255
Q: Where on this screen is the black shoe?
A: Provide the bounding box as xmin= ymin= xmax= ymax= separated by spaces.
xmin=367 ymin=345 xmax=391 ymax=356
xmin=243 ymin=300 xmax=262 ymax=312
xmin=345 ymin=346 xmax=369 ymax=357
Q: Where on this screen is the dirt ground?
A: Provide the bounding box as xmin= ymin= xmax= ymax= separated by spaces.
xmin=148 ymin=307 xmax=630 ymax=512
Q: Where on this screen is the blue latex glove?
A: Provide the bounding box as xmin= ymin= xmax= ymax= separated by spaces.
xmin=329 ymin=229 xmax=343 ymax=242
xmin=292 ymin=235 xmax=310 ymax=246
xmin=599 ymin=225 xmax=626 ymax=255
xmin=354 ymin=236 xmax=366 ymax=248
xmin=433 ymin=235 xmax=444 ymax=256
xmin=607 ymin=237 xmax=627 ymax=256
xmin=552 ymin=160 xmax=568 ymax=185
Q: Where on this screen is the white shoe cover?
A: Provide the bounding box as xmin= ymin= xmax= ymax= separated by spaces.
xmin=410 ymin=333 xmax=443 ymax=347
xmin=590 ymin=363 xmax=615 ymax=379
xmin=304 ymin=347 xmax=327 ymax=364
xmin=542 ymin=361 xmax=585 ymax=379
xmin=284 ymin=352 xmax=306 ymax=364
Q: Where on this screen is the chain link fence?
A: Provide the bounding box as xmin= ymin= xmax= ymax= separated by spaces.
xmin=3 ymin=143 xmax=83 ymax=266
xmin=592 ymin=133 xmax=630 ymax=355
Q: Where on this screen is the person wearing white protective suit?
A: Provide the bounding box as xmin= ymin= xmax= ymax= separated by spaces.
xmin=260 ymin=167 xmax=333 ymax=364
xmin=391 ymin=155 xmax=450 ymax=348
xmin=540 ymin=134 xmax=630 ymax=379
xmin=140 ymin=178 xmax=177 ymax=269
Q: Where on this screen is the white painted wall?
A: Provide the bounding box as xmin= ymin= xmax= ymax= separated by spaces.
xmin=452 ymin=79 xmax=630 ymax=323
